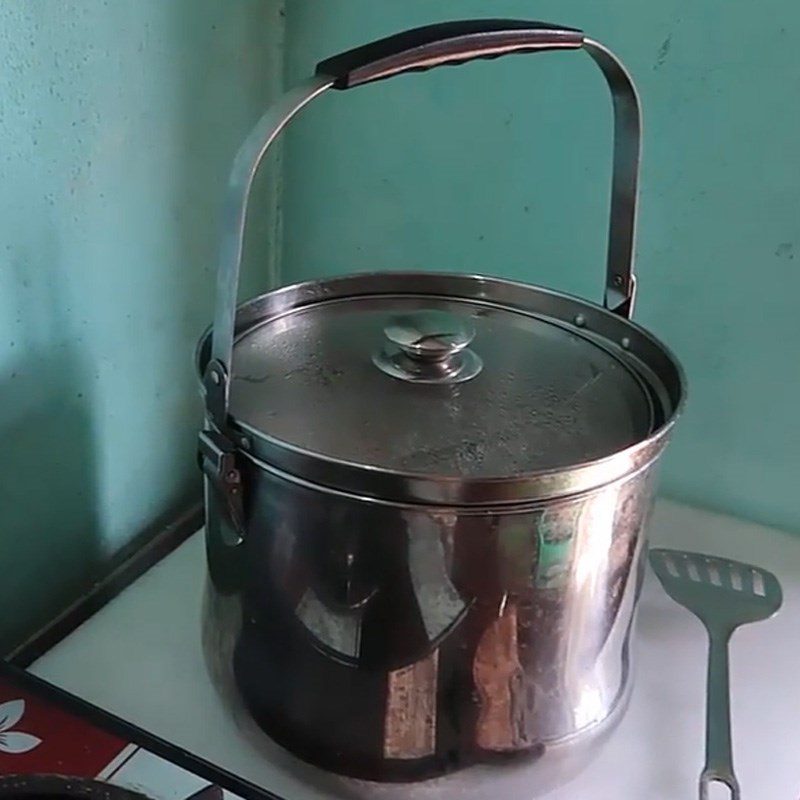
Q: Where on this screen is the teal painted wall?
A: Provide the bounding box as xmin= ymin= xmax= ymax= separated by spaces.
xmin=279 ymin=1 xmax=800 ymax=533
xmin=2 ymin=1 xmax=797 ymax=652
xmin=0 ymin=1 xmax=284 ymax=651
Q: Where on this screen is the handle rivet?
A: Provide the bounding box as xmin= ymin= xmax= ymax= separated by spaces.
xmin=613 ymin=274 xmax=624 ymax=287
xmin=574 ymin=314 xmax=586 ymax=328
xmin=210 ymin=370 xmax=221 ymax=385
xmin=621 ymin=337 xmax=631 ymax=350
xmin=239 ymin=436 xmax=251 ymax=450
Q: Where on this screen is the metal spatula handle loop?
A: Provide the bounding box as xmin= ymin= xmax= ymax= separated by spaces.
xmin=700 ymin=628 xmax=740 ymax=799
xmin=649 ymin=548 xmax=782 ymax=800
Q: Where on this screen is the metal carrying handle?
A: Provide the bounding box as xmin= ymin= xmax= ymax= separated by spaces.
xmin=205 ymin=18 xmax=642 ymax=429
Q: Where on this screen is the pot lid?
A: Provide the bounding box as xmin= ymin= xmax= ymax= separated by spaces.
xmin=225 ymin=274 xmax=677 ymax=491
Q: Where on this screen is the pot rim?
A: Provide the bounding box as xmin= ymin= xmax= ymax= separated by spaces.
xmin=196 ymin=271 xmax=686 ymax=506
xmin=238 ymin=440 xmax=666 ymax=512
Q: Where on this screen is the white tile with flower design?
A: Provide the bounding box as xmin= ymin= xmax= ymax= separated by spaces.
xmin=0 ymin=700 xmax=41 ymax=754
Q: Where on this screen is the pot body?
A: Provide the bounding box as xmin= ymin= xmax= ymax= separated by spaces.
xmin=202 ymin=451 xmax=661 ymax=795
xmin=197 ymin=23 xmax=684 ymax=796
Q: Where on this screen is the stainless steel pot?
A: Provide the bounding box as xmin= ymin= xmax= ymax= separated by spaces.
xmin=197 ymin=19 xmax=685 ymax=798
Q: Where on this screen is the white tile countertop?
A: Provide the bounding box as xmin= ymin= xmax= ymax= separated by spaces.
xmin=30 ymin=500 xmax=800 ymax=799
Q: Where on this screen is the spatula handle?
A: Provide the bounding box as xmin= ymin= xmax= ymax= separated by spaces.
xmin=700 ymin=628 xmax=740 ymax=799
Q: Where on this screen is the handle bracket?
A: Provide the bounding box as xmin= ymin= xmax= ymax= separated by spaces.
xmin=199 ymin=428 xmax=245 ymax=543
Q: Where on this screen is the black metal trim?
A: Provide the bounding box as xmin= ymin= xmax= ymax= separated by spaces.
xmin=0 ymin=662 xmax=284 ymax=800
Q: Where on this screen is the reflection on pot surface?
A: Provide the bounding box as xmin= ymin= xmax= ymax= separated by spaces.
xmin=203 ymin=460 xmax=657 ymax=784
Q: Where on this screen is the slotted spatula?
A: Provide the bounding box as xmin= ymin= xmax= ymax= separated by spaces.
xmin=649 ymin=548 xmax=782 ymax=799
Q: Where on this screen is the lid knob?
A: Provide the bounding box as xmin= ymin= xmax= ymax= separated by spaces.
xmin=385 ymin=310 xmax=475 ymax=361
xmin=374 ymin=309 xmax=482 ymax=384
